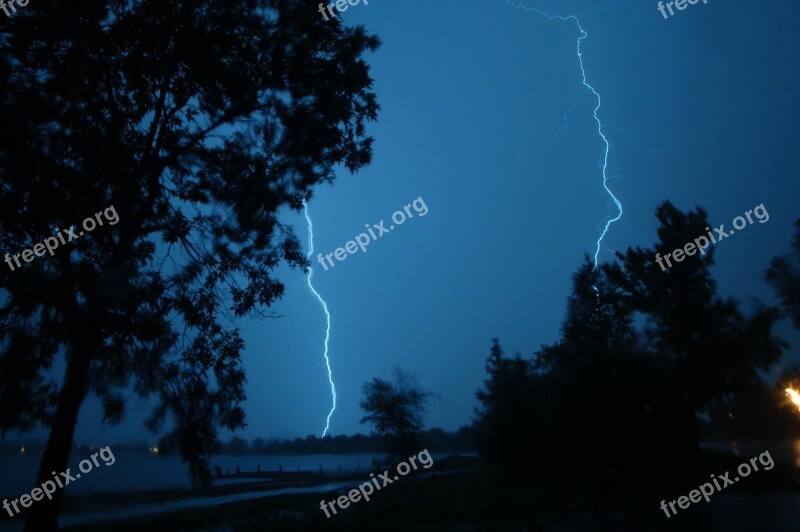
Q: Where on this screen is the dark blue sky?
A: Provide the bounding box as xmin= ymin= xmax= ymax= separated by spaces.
xmin=53 ymin=0 xmax=800 ymax=444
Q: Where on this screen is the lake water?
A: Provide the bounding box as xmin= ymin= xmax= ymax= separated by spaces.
xmin=0 ymin=450 xmax=451 ymax=532
xmin=0 ymin=450 xmax=384 ymax=498
xmin=1 ymin=442 xmax=793 ymax=499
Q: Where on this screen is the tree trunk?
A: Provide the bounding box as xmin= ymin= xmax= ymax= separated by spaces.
xmin=23 ymin=350 xmax=90 ymax=532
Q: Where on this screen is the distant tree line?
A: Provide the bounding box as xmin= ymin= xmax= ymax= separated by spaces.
xmin=219 ymin=426 xmax=474 ymax=456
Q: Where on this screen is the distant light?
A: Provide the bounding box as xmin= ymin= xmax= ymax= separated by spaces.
xmin=786 ymin=388 xmax=800 ymax=411
xmin=19 ymin=446 xmax=25 ymax=455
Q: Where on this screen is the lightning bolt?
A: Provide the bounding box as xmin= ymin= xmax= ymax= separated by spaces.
xmin=302 ymin=199 xmax=336 ymax=437
xmin=508 ymin=1 xmax=623 ymax=269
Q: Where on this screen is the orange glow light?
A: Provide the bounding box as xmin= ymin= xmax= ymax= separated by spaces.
xmin=785 ymin=388 xmax=800 ymax=411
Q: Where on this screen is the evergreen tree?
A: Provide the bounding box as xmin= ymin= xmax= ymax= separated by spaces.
xmin=474 ymin=339 xmax=543 ymax=470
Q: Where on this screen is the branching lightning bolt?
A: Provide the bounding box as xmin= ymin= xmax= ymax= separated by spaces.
xmin=302 ymin=199 xmax=336 ymax=437
xmin=508 ymin=1 xmax=623 ymax=269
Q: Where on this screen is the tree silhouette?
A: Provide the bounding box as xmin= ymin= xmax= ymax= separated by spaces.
xmin=767 ymin=219 xmax=800 ymax=329
xmin=474 ymin=203 xmax=787 ymax=492
xmin=536 ymin=260 xmax=663 ymax=492
xmin=485 ymin=261 xmax=679 ymax=484
xmin=360 ymin=367 xmax=431 ymax=461
xmin=0 ymin=1 xmax=379 ymax=529
xmin=474 ymin=338 xmax=543 ymax=471
xmin=609 ymin=201 xmax=784 ymax=451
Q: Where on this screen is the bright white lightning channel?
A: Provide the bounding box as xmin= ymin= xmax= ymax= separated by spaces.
xmin=507 ymin=1 xmax=623 ymax=269
xmin=302 ymin=200 xmax=336 ymax=437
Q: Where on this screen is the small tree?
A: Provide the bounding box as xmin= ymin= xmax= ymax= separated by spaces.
xmin=360 ymin=367 xmax=431 ymax=461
